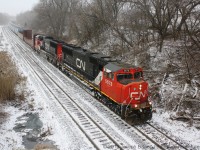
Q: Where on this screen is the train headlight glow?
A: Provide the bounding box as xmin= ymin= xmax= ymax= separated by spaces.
xmin=139 ymin=84 xmax=142 ymax=90
xmin=134 ymin=104 xmax=138 ymax=108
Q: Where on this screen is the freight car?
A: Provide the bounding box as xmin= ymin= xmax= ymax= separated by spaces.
xmin=34 ymin=33 xmax=152 ymax=122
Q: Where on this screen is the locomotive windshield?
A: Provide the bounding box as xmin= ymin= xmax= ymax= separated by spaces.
xmin=117 ymin=74 xmax=133 ymax=81
xmin=117 ymin=72 xmax=143 ymax=85
xmin=134 ymin=71 xmax=143 ymax=79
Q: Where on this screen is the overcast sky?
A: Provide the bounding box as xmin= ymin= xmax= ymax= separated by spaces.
xmin=0 ymin=0 xmax=39 ymax=16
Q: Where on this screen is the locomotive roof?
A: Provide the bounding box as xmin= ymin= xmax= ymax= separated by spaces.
xmin=105 ymin=62 xmax=136 ymax=72
xmin=105 ymin=63 xmax=122 ymax=72
xmin=62 ymin=43 xmax=83 ymax=51
xmin=51 ymin=39 xmax=65 ymax=44
xmin=91 ymin=53 xmax=114 ymax=61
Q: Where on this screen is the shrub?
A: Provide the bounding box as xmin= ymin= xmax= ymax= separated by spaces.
xmin=0 ymin=51 xmax=23 ymax=102
xmin=34 ymin=144 xmax=55 ymax=150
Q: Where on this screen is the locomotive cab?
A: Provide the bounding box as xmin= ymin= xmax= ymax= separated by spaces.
xmin=101 ymin=62 xmax=152 ymax=121
xmin=34 ymin=34 xmax=43 ymax=51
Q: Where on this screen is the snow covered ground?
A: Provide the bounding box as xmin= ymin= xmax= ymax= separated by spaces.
xmin=151 ymin=109 xmax=200 ymax=148
xmin=0 ymin=26 xmax=94 ymax=150
xmin=0 ymin=26 xmax=200 ymax=150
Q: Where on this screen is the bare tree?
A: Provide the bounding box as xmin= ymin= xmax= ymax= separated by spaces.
xmin=182 ymin=15 xmax=200 ymax=81
xmin=16 ymin=11 xmax=37 ymax=29
xmin=134 ymin=0 xmax=178 ymax=52
xmin=176 ymin=0 xmax=200 ymax=33
xmin=33 ymin=0 xmax=70 ymax=39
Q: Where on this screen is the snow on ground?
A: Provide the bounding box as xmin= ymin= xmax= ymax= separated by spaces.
xmin=152 ymin=109 xmax=200 ymax=148
xmin=0 ymin=26 xmax=94 ymax=150
xmin=147 ymin=41 xmax=200 ymax=148
xmin=0 ymin=26 xmax=200 ymax=149
xmin=0 ymin=26 xmax=57 ymax=149
xmin=0 ymin=105 xmax=25 ymax=150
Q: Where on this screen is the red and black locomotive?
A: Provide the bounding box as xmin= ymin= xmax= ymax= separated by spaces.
xmin=33 ymin=34 xmax=152 ymax=122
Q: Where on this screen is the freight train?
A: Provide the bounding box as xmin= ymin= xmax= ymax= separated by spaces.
xmin=33 ymin=34 xmax=152 ymax=122
xmin=9 ymin=23 xmax=152 ymax=122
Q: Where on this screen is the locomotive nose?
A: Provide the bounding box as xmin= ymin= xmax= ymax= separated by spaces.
xmin=130 ymin=81 xmax=148 ymax=101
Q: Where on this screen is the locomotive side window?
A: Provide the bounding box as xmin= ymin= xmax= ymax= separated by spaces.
xmin=104 ymin=72 xmax=107 ymax=77
xmin=111 ymin=73 xmax=114 ymax=80
xmin=134 ymin=71 xmax=143 ymax=79
xmin=117 ymin=74 xmax=133 ymax=81
xmin=108 ymin=73 xmax=114 ymax=80
xmin=104 ymin=72 xmax=114 ymax=80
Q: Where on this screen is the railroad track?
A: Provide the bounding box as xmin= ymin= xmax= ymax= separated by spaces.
xmin=133 ymin=122 xmax=189 ymax=150
xmin=53 ymin=55 xmax=191 ymax=150
xmin=71 ymin=77 xmax=190 ymax=150
xmin=3 ymin=27 xmax=193 ymax=150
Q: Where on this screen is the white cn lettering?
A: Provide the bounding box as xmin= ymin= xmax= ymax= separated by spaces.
xmin=76 ymin=58 xmax=86 ymax=71
xmin=130 ymin=90 xmax=147 ymax=100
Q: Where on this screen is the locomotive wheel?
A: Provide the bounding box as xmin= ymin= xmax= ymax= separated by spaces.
xmin=94 ymin=91 xmax=98 ymax=99
xmin=101 ymin=96 xmax=108 ymax=105
xmin=58 ymin=64 xmax=62 ymax=70
xmin=142 ymin=108 xmax=152 ymax=121
xmin=121 ymin=105 xmax=127 ymax=119
xmin=94 ymin=90 xmax=101 ymax=100
xmin=115 ymin=105 xmax=121 ymax=115
xmin=37 ymin=47 xmax=40 ymax=54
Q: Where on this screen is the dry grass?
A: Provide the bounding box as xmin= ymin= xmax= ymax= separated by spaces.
xmin=34 ymin=144 xmax=56 ymax=150
xmin=0 ymin=51 xmax=25 ymax=102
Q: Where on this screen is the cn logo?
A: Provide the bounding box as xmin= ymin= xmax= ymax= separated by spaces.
xmin=130 ymin=90 xmax=147 ymax=100
xmin=76 ymin=58 xmax=86 ymax=71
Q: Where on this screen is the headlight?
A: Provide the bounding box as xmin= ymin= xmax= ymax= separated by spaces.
xmin=139 ymin=84 xmax=142 ymax=90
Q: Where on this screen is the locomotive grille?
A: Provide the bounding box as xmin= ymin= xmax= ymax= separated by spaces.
xmin=140 ymin=102 xmax=147 ymax=108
